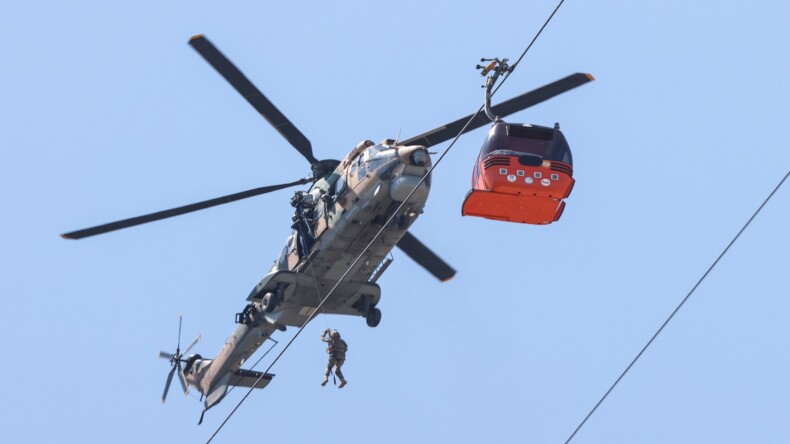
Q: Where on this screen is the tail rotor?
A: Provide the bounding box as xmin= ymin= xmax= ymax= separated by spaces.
xmin=160 ymin=315 xmax=201 ymax=403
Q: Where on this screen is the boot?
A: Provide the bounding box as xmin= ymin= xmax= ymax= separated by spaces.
xmin=321 ymin=375 xmax=328 ymax=386
xmin=338 ymin=379 xmax=347 ymax=389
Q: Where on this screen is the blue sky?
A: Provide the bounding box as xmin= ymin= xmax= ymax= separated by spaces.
xmin=2 ymin=1 xmax=789 ymax=443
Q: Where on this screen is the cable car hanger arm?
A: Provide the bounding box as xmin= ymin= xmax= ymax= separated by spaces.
xmin=476 ymin=57 xmax=513 ymax=122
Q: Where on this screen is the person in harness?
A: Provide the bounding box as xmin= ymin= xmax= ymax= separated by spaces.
xmin=321 ymin=329 xmax=348 ymax=388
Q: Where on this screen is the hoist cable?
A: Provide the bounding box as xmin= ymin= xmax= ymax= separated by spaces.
xmin=307 ymin=257 xmax=331 ymax=330
xmin=564 ymin=169 xmax=790 ymax=444
xmin=207 ymin=2 xmax=567 ymax=441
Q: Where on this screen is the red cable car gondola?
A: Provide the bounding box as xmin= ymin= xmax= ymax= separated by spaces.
xmin=461 ymin=120 xmax=574 ymax=224
xmin=461 ymin=58 xmax=581 ymax=225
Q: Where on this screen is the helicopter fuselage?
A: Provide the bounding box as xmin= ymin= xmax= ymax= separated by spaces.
xmin=185 ymin=139 xmax=433 ymax=409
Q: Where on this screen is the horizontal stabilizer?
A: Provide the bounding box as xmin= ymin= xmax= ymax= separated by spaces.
xmin=230 ymin=368 xmax=275 ymax=389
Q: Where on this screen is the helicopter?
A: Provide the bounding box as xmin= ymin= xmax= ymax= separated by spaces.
xmin=60 ymin=35 xmax=593 ymax=419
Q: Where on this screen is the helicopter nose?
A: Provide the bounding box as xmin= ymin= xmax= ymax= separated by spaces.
xmin=398 ymin=146 xmax=430 ymax=167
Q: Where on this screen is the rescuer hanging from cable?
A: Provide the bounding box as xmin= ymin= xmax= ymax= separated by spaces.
xmin=321 ymin=329 xmax=348 ymax=388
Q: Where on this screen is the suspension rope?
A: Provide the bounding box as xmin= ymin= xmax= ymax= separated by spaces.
xmin=206 ymin=2 xmax=567 ymax=441
xmin=306 ymin=255 xmax=330 ymax=329
xmin=564 ymin=169 xmax=790 ymax=444
xmin=301 ymin=205 xmax=331 ymax=326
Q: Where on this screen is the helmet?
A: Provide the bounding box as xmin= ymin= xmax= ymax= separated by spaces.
xmin=331 ymin=330 xmax=340 ymax=339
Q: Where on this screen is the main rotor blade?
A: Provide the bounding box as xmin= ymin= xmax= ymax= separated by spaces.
xmin=162 ymin=365 xmax=177 ymax=403
xmin=182 ymin=334 xmax=201 ymax=356
xmin=188 ymin=35 xmax=318 ymax=165
xmin=159 ymin=351 xmax=173 ymax=359
xmin=396 ymin=231 xmax=456 ymax=282
xmin=61 ymin=177 xmax=311 ymax=240
xmin=401 ymin=73 xmax=594 ymax=148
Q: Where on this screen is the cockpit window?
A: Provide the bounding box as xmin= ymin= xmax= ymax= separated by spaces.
xmin=357 ymin=154 xmax=367 ymax=180
xmin=366 ymin=145 xmax=398 ymax=172
xmin=348 ymin=140 xmax=375 ymax=164
xmin=335 ymin=173 xmax=347 ymax=195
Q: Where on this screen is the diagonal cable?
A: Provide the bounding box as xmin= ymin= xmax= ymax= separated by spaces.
xmin=565 ymin=169 xmax=790 ymax=444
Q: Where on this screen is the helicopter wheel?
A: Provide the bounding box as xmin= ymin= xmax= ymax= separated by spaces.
xmin=261 ymin=292 xmax=278 ymax=313
xmin=366 ymin=307 xmax=382 ymax=328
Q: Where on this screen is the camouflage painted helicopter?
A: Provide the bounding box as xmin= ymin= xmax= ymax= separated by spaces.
xmin=61 ymin=35 xmax=593 ymax=418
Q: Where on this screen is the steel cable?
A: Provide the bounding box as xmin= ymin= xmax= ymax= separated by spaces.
xmin=564 ymin=169 xmax=790 ymax=443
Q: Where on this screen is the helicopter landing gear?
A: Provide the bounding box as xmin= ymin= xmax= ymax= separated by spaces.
xmin=353 ymin=294 xmax=381 ymax=327
xmin=366 ymin=307 xmax=382 ymax=328
xmin=261 ymin=293 xmax=276 ymax=313
xmin=261 ymin=284 xmax=286 ymax=313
